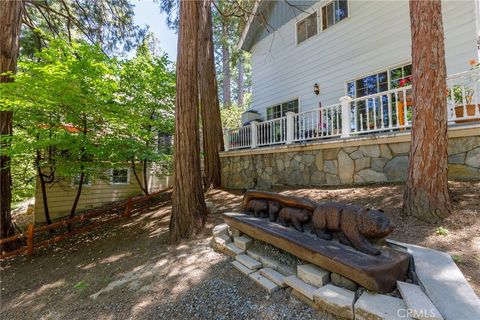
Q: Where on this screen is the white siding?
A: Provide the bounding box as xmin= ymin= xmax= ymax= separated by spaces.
xmin=250 ymin=0 xmax=478 ymax=118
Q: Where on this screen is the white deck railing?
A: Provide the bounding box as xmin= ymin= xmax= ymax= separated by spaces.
xmin=256 ymin=116 xmax=287 ymax=146
xmin=224 ymin=69 xmax=480 ymax=151
xmin=293 ymin=103 xmax=342 ymax=141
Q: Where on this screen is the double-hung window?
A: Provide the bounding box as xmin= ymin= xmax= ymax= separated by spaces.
xmin=110 ymin=168 xmax=130 ymax=185
xmin=266 ymin=99 xmax=299 ymax=120
xmin=322 ymin=0 xmax=348 ymax=30
xmin=296 ymin=13 xmax=318 ymax=44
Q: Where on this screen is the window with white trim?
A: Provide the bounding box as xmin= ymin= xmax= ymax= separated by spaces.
xmin=321 ymin=0 xmax=348 ymax=30
xmin=110 ymin=168 xmax=130 ymax=184
xmin=266 ymin=99 xmax=299 ymax=120
xmin=346 ymin=63 xmax=412 ymax=98
xmin=296 ymin=13 xmax=318 ymax=44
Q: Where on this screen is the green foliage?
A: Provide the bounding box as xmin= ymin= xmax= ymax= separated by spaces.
xmin=1 ymin=37 xmax=175 ymax=205
xmin=451 ymin=255 xmax=463 ymax=264
xmin=435 ymin=226 xmax=450 ymax=236
xmin=221 ymin=104 xmax=247 ymax=129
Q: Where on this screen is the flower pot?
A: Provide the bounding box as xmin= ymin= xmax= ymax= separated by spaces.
xmin=454 ymin=104 xmax=480 ymax=123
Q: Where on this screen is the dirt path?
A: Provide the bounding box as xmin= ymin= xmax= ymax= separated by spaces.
xmin=1 ymin=182 xmax=479 ymax=319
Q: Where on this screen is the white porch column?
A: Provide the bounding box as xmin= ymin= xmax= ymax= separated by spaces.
xmin=223 ymin=128 xmax=230 ymax=151
xmin=251 ymin=121 xmax=258 ymax=148
xmin=340 ymin=96 xmax=352 ymax=138
xmin=285 ymin=112 xmax=295 ymax=144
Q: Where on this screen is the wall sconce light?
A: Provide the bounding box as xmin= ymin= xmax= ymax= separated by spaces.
xmin=313 ymin=83 xmax=320 ymax=95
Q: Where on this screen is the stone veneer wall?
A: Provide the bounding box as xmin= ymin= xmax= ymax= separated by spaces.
xmin=220 ymin=134 xmax=480 ymax=189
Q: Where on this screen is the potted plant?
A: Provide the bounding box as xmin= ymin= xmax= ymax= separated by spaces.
xmin=451 ymin=60 xmax=479 ymax=123
xmin=451 ymin=85 xmax=477 ymax=123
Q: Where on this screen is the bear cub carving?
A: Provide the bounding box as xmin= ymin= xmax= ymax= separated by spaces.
xmin=278 ymin=207 xmax=311 ymax=232
xmin=311 ymin=202 xmax=393 ymax=256
xmin=245 ymin=199 xmax=282 ymax=220
xmin=245 ymin=199 xmax=268 ymax=217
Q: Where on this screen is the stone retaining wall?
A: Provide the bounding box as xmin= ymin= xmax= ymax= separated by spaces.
xmin=220 ymin=132 xmax=480 ymax=189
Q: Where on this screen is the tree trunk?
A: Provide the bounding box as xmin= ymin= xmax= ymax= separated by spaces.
xmin=221 ymin=23 xmax=232 ymax=107
xmin=142 ymin=158 xmax=149 ymax=195
xmin=169 ymin=0 xmax=208 ymax=242
xmin=237 ymin=55 xmax=244 ymax=108
xmin=69 ymin=120 xmax=88 ymax=221
xmin=131 ymin=159 xmax=149 ymax=195
xmin=0 ymin=0 xmax=23 ymax=251
xmin=403 ymin=0 xmax=451 ymax=222
xmin=198 ymin=0 xmax=224 ymax=188
xmin=36 ymin=150 xmax=52 ymax=225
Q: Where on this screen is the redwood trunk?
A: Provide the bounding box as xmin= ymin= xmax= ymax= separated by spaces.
xmin=198 ymin=0 xmax=224 ymax=188
xmin=169 ymin=0 xmax=207 ymax=242
xmin=221 ymin=23 xmax=232 ymax=107
xmin=403 ymin=0 xmax=451 ymax=221
xmin=237 ymin=56 xmax=244 ymax=107
xmin=0 ymin=0 xmax=23 ymax=250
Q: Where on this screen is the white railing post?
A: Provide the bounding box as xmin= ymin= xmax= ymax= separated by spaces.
xmin=285 ymin=112 xmax=295 ymax=144
xmin=340 ymin=96 xmax=352 ymax=138
xmin=250 ymin=121 xmax=258 ymax=148
xmin=223 ymin=128 xmax=230 ymax=151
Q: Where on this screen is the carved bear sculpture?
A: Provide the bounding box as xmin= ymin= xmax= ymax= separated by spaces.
xmin=311 ymin=202 xmax=393 ymax=256
xmin=268 ymin=201 xmax=282 ymax=222
xmin=245 ymin=199 xmax=269 ymax=217
xmin=278 ymin=207 xmax=311 ymax=232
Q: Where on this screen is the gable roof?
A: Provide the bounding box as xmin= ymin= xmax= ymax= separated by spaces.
xmin=238 ymin=0 xmax=318 ymax=52
xmin=237 ymin=0 xmax=272 ymax=51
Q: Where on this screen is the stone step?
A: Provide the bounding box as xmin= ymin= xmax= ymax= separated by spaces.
xmin=236 ymin=254 xmax=262 ymax=270
xmin=355 ymin=291 xmax=412 ymax=320
xmin=212 ymin=223 xmax=229 ymax=237
xmin=224 ymin=242 xmax=245 ymax=256
xmin=231 ymin=260 xmax=255 ymax=276
xmin=246 ymin=249 xmax=295 ymax=276
xmin=248 ymin=271 xmax=279 ymax=293
xmin=228 ymin=226 xmax=242 ymax=237
xmin=259 ymin=267 xmax=287 ymax=288
xmin=284 ymin=275 xmax=317 ymax=300
xmin=313 ymin=284 xmax=355 ymax=320
xmin=397 ymin=281 xmax=444 ymax=320
xmin=331 ymin=272 xmax=358 ymax=291
xmin=297 ymin=264 xmax=330 ymax=287
xmin=234 ymin=235 xmax=253 ymax=251
xmin=214 ymin=233 xmax=232 ymax=247
xmin=388 ymin=240 xmax=480 ymax=320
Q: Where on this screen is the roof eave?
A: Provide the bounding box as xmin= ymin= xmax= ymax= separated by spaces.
xmin=237 ymin=0 xmax=262 ymax=52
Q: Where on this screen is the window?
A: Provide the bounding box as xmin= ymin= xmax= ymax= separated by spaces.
xmin=346 ymin=63 xmax=412 ymax=98
xmin=72 ymin=174 xmax=92 ymax=187
xmin=345 ymin=63 xmax=413 ymax=131
xmin=110 ymin=168 xmax=130 ymax=184
xmin=322 ymin=0 xmax=348 ymax=30
xmin=296 ymin=13 xmax=318 ymax=44
xmin=266 ymin=99 xmax=299 ymax=120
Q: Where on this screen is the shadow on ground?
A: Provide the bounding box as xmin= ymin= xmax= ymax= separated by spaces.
xmin=1 ymin=182 xmax=478 ymax=319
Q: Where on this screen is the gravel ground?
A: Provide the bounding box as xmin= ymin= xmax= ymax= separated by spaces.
xmin=1 ymin=182 xmax=479 ymax=319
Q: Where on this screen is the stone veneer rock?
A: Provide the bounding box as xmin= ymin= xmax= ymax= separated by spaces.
xmin=221 ymin=135 xmax=480 ymax=189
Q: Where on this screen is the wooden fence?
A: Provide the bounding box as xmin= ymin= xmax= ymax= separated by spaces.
xmin=0 ymin=189 xmax=170 ymax=260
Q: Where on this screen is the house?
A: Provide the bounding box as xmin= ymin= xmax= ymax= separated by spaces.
xmin=220 ymin=0 xmax=480 ymax=189
xmin=34 ymin=134 xmax=174 ymax=223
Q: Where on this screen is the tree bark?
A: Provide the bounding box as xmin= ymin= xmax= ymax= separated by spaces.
xmin=169 ymin=0 xmax=208 ymax=242
xmin=131 ymin=159 xmax=149 ymax=196
xmin=36 ymin=150 xmax=52 ymax=225
xmin=403 ymin=0 xmax=451 ymax=222
xmin=221 ymin=23 xmax=232 ymax=107
xmin=0 ymin=0 xmax=23 ymax=251
xmin=198 ymin=0 xmax=224 ymax=188
xmin=237 ymin=55 xmax=244 ymax=108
